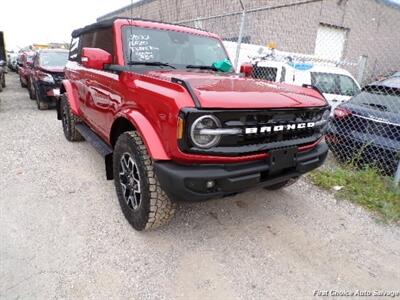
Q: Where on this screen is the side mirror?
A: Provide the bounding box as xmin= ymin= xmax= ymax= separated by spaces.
xmin=81 ymin=47 xmax=112 ymax=70
xmin=240 ymin=63 xmax=253 ymax=78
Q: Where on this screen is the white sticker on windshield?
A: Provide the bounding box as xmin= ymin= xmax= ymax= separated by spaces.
xmin=128 ymin=33 xmax=159 ymax=61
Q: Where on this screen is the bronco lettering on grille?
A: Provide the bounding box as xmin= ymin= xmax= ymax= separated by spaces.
xmin=244 ymin=122 xmax=315 ymax=134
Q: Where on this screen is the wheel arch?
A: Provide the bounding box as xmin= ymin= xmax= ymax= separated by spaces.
xmin=109 ymin=117 xmax=136 ymax=147
xmin=110 ymin=111 xmax=170 ymax=161
xmin=59 ymin=80 xmax=80 ymax=116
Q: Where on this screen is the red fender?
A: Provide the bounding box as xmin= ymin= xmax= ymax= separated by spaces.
xmin=117 ymin=109 xmax=170 ymax=161
xmin=61 ymin=79 xmax=81 ymax=116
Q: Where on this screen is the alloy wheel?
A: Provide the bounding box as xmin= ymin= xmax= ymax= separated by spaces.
xmin=119 ymin=152 xmax=141 ymax=210
xmin=61 ymin=102 xmax=70 ymax=135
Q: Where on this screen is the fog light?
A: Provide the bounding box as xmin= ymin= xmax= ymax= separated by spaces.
xmin=206 ymin=180 xmax=215 ymax=189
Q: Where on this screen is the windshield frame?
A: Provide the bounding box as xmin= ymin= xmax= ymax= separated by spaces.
xmin=121 ymin=25 xmax=231 ymax=71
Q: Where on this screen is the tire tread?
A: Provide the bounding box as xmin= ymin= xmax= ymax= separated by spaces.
xmin=115 ymin=131 xmax=175 ymax=231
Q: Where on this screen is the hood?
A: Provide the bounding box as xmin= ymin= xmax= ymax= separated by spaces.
xmin=146 ymin=70 xmax=327 ymax=109
xmin=342 ymin=99 xmax=400 ymax=125
xmin=40 ymin=66 xmax=65 ymax=73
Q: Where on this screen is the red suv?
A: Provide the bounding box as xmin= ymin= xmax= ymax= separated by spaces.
xmin=57 ymin=18 xmax=330 ymax=231
xmin=18 ymin=51 xmax=35 ymax=88
xmin=29 ymin=49 xmax=69 ymax=109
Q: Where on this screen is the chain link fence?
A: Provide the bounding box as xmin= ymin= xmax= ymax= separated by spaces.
xmin=99 ymin=0 xmax=400 ymax=182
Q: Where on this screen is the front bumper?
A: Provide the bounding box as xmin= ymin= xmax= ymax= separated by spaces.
xmin=154 ymin=142 xmax=328 ymax=201
xmin=37 ymin=82 xmax=60 ymax=103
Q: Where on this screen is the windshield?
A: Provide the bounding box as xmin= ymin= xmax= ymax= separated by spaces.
xmin=349 ymin=89 xmax=400 ymax=114
xmin=311 ymin=72 xmax=360 ymax=96
xmin=39 ymin=52 xmax=69 ymax=67
xmin=123 ymin=26 xmax=229 ymax=69
xmin=27 ymin=55 xmax=34 ymax=63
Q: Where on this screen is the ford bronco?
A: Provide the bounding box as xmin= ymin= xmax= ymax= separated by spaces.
xmin=57 ymin=18 xmax=330 ymax=231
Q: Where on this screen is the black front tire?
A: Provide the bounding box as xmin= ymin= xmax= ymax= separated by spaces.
xmin=60 ymin=94 xmax=83 ymax=141
xmin=1 ymin=74 xmax=5 ymax=88
xmin=20 ymin=75 xmax=26 ymax=88
xmin=35 ymin=84 xmax=48 ymax=110
xmin=113 ymin=131 xmax=176 ymax=231
xmin=28 ymin=81 xmax=36 ymax=100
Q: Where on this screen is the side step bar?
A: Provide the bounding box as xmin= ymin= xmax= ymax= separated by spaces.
xmin=75 ymin=123 xmax=114 ymax=180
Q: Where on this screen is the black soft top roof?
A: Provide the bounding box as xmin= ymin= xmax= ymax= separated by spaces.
xmin=72 ymin=18 xmax=116 ymax=38
xmin=71 ymin=17 xmax=209 ymax=38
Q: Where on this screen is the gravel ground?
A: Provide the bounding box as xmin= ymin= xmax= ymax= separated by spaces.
xmin=1 ymin=73 xmax=399 ymax=300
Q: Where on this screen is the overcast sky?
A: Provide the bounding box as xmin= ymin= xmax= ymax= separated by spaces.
xmin=0 ymin=0 xmax=132 ymax=50
xmin=2 ymin=0 xmax=400 ymax=51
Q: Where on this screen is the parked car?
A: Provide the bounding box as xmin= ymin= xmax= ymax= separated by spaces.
xmin=326 ymin=77 xmax=400 ymax=175
xmin=373 ymin=70 xmax=400 ymax=82
xmin=0 ymin=31 xmax=6 ymax=92
xmin=390 ymin=71 xmax=400 ymax=78
xmin=29 ymin=49 xmax=68 ymax=109
xmin=7 ymin=52 xmax=18 ymax=72
xmin=0 ymin=60 xmax=6 ymax=92
xmin=250 ymin=61 xmax=361 ymax=113
xmin=18 ymin=51 xmax=35 ymax=88
xmin=57 ymin=18 xmax=330 ymax=231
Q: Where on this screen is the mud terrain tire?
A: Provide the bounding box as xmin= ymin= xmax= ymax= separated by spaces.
xmin=113 ymin=131 xmax=176 ymax=231
xmin=60 ymin=94 xmax=83 ymax=141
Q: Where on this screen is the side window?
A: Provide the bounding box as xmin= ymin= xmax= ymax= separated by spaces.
xmin=81 ymin=32 xmax=94 ymax=49
xmin=92 ymin=28 xmax=114 ymax=61
xmin=69 ymin=37 xmax=80 ymax=61
xmin=339 ymin=75 xmax=360 ymax=96
xmin=79 ymin=28 xmax=114 ymax=64
xmin=311 ymin=72 xmax=337 ymax=94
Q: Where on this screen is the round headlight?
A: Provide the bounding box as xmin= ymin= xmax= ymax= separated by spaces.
xmin=190 ymin=115 xmax=221 ymax=148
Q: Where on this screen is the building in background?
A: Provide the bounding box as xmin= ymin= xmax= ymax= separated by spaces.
xmin=97 ymin=0 xmax=400 ymax=84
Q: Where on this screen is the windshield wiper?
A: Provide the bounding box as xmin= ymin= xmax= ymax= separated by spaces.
xmin=127 ymin=61 xmax=176 ymax=69
xmin=186 ymin=64 xmax=218 ymax=71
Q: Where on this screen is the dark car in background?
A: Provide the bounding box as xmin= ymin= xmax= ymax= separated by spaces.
xmin=29 ymin=49 xmax=68 ymax=110
xmin=0 ymin=31 xmax=6 ymax=92
xmin=7 ymin=52 xmax=18 ymax=72
xmin=0 ymin=60 xmax=6 ymax=93
xmin=390 ymin=71 xmax=400 ymax=78
xmin=327 ymin=77 xmax=400 ymax=175
xmin=18 ymin=51 xmax=35 ymax=88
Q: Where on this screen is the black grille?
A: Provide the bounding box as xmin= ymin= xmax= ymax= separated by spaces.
xmin=222 ymin=109 xmax=324 ymax=146
xmin=182 ymin=107 xmax=328 ymax=156
xmin=52 ymin=73 xmax=65 ymax=85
